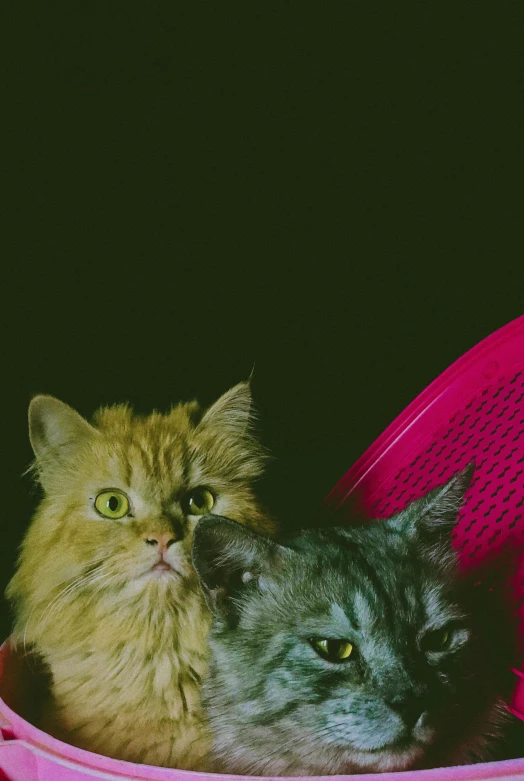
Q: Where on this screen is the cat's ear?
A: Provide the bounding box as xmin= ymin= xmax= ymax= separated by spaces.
xmin=29 ymin=396 xmax=98 ymax=488
xmin=387 ymin=463 xmax=474 ymax=567
xmin=200 ymin=381 xmax=253 ymax=436
xmin=192 ymin=514 xmax=288 ymax=622
xmin=412 ymin=462 xmax=474 ymax=535
xmin=198 ymin=381 xmax=268 ymax=481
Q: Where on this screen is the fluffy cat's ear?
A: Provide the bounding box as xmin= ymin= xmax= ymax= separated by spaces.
xmin=29 ymin=396 xmax=98 ymax=487
xmin=387 ymin=463 xmax=474 ymax=567
xmin=192 ymin=514 xmax=287 ymax=622
xmin=200 ymin=381 xmax=253 ymax=436
xmin=197 ymin=381 xmax=268 ymax=482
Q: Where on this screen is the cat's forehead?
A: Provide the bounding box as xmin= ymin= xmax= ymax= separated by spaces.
xmin=83 ymin=404 xmax=204 ymax=493
xmin=287 ymin=578 xmax=459 ymax=643
xmin=93 ymin=402 xmax=199 ymax=440
xmin=341 ymin=582 xmax=457 ymax=629
xmin=284 ymin=534 xmax=459 ymax=633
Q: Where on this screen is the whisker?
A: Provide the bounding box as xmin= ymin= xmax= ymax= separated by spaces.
xmin=35 ymin=569 xmax=112 ymax=631
xmin=22 ymin=559 xmax=112 ymax=655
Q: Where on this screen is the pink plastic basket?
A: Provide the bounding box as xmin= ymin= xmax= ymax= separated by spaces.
xmin=2 ymin=316 xmax=524 ymax=780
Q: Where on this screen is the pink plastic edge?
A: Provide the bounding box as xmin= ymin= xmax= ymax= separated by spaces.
xmin=2 ymin=643 xmax=524 ymax=781
xmin=325 ymin=314 xmax=524 ymax=509
xmin=0 ymin=638 xmax=186 ymax=780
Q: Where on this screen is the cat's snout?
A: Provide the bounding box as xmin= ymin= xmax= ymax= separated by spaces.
xmin=387 ymin=693 xmax=425 ymax=731
xmin=144 ymin=533 xmax=177 ymax=554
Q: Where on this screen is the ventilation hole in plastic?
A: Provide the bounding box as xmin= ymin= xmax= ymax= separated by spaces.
xmin=359 ymin=370 xmax=524 ymax=585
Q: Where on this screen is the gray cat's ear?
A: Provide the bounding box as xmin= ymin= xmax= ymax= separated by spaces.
xmin=414 ymin=462 xmax=474 ymax=534
xmin=192 ymin=514 xmax=287 ymax=621
xmin=199 ymin=381 xmax=253 ymax=436
xmin=387 ymin=463 xmax=474 ymax=566
xmin=29 ymin=395 xmax=97 ymax=460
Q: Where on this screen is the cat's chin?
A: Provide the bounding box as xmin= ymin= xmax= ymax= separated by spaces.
xmin=121 ymin=567 xmax=183 ymax=595
xmin=135 ymin=561 xmax=184 ymax=579
xmin=240 ymin=742 xmax=428 ymax=776
xmin=348 ymin=741 xmax=427 ymax=773
xmin=141 ymin=567 xmax=181 ymax=583
xmin=147 ymin=569 xmax=178 ymax=580
xmin=149 ymin=562 xmax=178 ymax=575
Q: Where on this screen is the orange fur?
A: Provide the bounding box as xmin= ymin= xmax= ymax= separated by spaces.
xmin=7 ymin=383 xmax=274 ymax=767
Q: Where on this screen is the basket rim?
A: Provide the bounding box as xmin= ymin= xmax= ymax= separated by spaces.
xmin=325 ymin=314 xmax=524 ymax=508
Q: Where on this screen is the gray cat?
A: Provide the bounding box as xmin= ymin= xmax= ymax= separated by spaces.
xmin=192 ymin=466 xmax=519 ymax=775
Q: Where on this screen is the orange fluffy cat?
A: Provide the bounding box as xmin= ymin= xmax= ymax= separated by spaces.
xmin=7 ymin=382 xmax=274 ymax=768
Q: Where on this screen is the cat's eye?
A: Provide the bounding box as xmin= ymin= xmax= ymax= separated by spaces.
xmin=184 ymin=487 xmax=215 ymax=516
xmin=94 ymin=490 xmax=130 ymax=520
xmin=310 ymin=638 xmax=354 ymax=663
xmin=422 ymin=627 xmax=451 ymax=652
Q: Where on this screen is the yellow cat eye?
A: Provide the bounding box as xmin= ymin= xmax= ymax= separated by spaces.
xmin=94 ymin=490 xmax=130 ymax=520
xmin=310 ymin=638 xmax=354 ymax=663
xmin=185 ymin=487 xmax=215 ymax=516
xmin=423 ymin=627 xmax=451 ymax=652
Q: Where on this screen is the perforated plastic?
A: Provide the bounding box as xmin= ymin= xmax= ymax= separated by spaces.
xmin=348 ymin=373 xmax=524 ymax=566
xmin=325 ymin=314 xmax=524 ymax=722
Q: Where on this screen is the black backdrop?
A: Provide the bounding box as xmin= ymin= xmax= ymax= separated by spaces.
xmin=2 ymin=3 xmax=523 ymax=641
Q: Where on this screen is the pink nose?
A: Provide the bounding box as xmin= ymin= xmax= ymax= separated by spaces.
xmin=144 ymin=533 xmax=177 ymax=554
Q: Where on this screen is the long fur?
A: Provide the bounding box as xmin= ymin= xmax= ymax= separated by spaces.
xmin=6 ymin=383 xmax=274 ymax=768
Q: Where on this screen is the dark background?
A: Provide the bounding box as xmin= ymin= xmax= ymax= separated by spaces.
xmin=2 ymin=3 xmax=523 ymax=641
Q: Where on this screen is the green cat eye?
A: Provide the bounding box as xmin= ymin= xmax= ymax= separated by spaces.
xmin=310 ymin=638 xmax=354 ymax=663
xmin=422 ymin=627 xmax=451 ymax=652
xmin=185 ymin=487 xmax=215 ymax=516
xmin=94 ymin=490 xmax=130 ymax=520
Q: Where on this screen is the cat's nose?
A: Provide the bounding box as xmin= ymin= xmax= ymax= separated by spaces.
xmin=387 ymin=694 xmax=425 ymax=730
xmin=144 ymin=533 xmax=177 ymax=554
